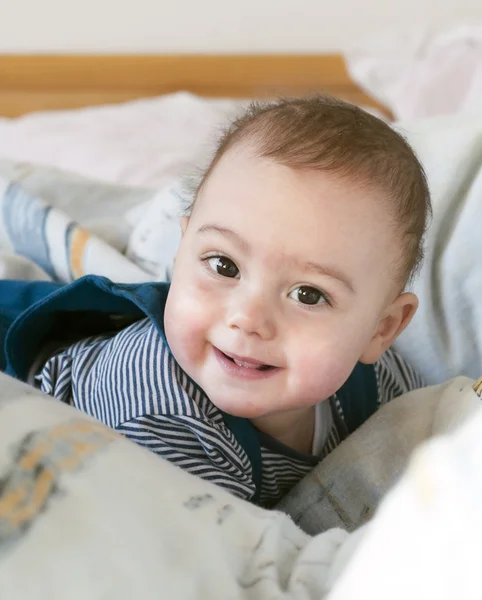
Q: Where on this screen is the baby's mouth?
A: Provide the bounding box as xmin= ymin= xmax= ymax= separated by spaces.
xmin=220 ymin=350 xmax=275 ymax=371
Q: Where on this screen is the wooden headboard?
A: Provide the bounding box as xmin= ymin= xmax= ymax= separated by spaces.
xmin=0 ymin=54 xmax=387 ymax=118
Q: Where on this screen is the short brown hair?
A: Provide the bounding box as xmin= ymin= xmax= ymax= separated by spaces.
xmin=195 ymin=95 xmax=431 ymax=286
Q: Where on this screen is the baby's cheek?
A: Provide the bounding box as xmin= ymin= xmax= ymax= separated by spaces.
xmin=174 ymin=311 xmax=207 ymax=364
xmin=294 ymin=348 xmax=356 ymax=403
xmin=165 ymin=294 xmax=207 ymax=367
xmin=181 ymin=316 xmax=208 ymax=363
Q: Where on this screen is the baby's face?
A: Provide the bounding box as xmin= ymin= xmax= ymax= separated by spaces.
xmin=165 ymin=146 xmax=402 ymax=419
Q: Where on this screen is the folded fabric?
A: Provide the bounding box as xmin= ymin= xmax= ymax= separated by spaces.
xmin=0 ymin=177 xmax=151 ymax=283
xmin=0 ymin=158 xmax=153 ymax=241
xmin=0 ymin=373 xmax=351 ymax=600
xmin=328 ymin=377 xmax=482 ymax=600
xmin=125 ymin=178 xmax=184 ymax=279
xmin=278 ymin=376 xmax=482 ymax=534
xmin=0 ymin=159 xmax=184 ymax=282
xmin=0 ymin=373 xmax=481 ymax=599
xmin=0 ymin=253 xmax=50 ymax=281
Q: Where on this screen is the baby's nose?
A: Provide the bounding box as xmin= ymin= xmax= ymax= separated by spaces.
xmin=226 ymin=293 xmax=276 ymax=340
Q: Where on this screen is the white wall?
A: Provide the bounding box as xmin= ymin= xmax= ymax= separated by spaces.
xmin=0 ymin=0 xmax=481 ymax=53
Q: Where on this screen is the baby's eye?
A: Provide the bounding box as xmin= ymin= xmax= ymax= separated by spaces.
xmin=289 ymin=286 xmax=328 ymax=306
xmin=207 ymin=256 xmax=239 ymax=278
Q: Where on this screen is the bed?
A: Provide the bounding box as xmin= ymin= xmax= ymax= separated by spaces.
xmin=0 ymin=53 xmax=389 ymax=117
xmin=0 ymin=52 xmax=391 ymax=283
xmin=1 ymin=52 xmax=482 ymax=600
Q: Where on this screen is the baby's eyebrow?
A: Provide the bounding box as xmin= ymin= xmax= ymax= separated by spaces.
xmin=197 ymin=224 xmax=249 ymax=251
xmin=294 ymin=260 xmax=355 ymax=294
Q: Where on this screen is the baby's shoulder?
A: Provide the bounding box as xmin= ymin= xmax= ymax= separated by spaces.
xmin=113 ymin=315 xmax=164 ymax=343
xmin=373 ymin=348 xmax=424 ymax=402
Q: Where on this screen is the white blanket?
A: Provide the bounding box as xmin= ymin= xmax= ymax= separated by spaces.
xmin=0 ymin=93 xmax=243 ymax=188
xmin=392 ymin=113 xmax=482 ymax=384
xmin=278 ymin=376 xmax=481 ymax=532
xmin=2 ymin=106 xmax=482 ymax=596
xmin=346 ymin=26 xmax=482 ymax=121
xmin=0 ymin=373 xmax=480 ymax=599
xmin=0 ymin=160 xmax=182 ymax=283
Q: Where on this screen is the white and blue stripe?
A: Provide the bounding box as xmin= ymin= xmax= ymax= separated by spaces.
xmin=37 ymin=318 xmax=422 ymax=505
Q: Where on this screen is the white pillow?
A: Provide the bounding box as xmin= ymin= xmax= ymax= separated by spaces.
xmin=394 ymin=112 xmax=482 ymax=383
xmin=0 ymin=93 xmax=244 ymax=188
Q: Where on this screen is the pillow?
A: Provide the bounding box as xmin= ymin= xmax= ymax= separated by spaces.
xmin=393 ymin=112 xmax=482 ymax=384
xmin=0 ymin=93 xmax=244 ymax=188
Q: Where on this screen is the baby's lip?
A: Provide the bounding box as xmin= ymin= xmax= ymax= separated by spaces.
xmin=218 ymin=349 xmax=276 ymax=370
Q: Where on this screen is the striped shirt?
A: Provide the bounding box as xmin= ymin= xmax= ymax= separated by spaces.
xmin=37 ymin=318 xmax=423 ymax=506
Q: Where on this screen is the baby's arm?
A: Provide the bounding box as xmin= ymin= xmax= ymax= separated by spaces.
xmin=36 ymin=332 xmax=116 ymax=405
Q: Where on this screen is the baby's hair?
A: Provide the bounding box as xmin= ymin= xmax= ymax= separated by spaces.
xmin=191 ymin=95 xmax=432 ymax=287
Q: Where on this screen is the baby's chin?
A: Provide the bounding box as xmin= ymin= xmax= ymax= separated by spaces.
xmin=206 ymin=393 xmax=270 ymax=420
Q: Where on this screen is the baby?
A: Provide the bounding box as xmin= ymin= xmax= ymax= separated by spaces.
xmin=0 ymin=96 xmax=430 ymax=506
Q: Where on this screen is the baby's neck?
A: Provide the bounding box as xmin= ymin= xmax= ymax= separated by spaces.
xmin=250 ymin=406 xmax=315 ymax=455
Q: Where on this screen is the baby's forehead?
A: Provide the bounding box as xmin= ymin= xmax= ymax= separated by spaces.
xmin=203 ymin=145 xmax=390 ymax=209
xmin=199 ymin=151 xmax=401 ymax=240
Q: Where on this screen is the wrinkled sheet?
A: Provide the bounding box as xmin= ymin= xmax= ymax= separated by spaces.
xmin=346 ymin=26 xmax=482 ymax=120
xmin=0 ymin=159 xmax=181 ymax=283
xmin=0 ymin=373 xmax=480 ymax=599
xmin=0 ymin=93 xmax=244 ymax=188
xmin=2 ymin=94 xmax=482 ymax=596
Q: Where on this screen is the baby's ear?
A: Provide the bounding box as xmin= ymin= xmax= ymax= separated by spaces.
xmin=180 ymin=216 xmax=190 ymax=235
xmin=359 ymin=293 xmax=418 ymax=364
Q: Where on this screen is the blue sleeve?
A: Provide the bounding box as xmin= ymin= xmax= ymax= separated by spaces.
xmin=1 ymin=275 xmax=168 ymax=381
xmin=0 ymin=280 xmax=65 ymax=373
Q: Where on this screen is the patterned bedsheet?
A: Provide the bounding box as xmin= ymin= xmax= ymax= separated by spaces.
xmin=0 ymin=373 xmax=480 ymax=599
